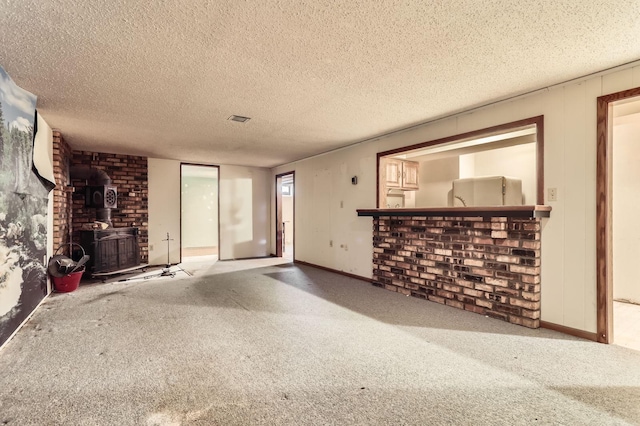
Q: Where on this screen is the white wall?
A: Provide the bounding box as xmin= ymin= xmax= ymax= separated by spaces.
xmin=149 ymin=159 xmax=271 ymax=263
xmin=459 ymin=154 xmax=475 ymax=178
xmin=148 ymin=158 xmax=181 ymax=265
xmin=282 ymin=195 xmax=293 ymax=245
xmin=271 ymin=147 xmax=379 ymax=276
xmin=613 ymin=114 xmax=640 ymax=304
xmin=410 ymin=143 xmax=535 ymax=207
xmin=272 ymin=60 xmax=640 ymax=333
xmin=467 ymin=143 xmax=537 ymax=204
xmin=414 ymin=157 xmax=459 ymax=207
xmin=182 ymin=175 xmax=218 ymax=249
xmin=219 ymin=165 xmax=270 ymax=260
xmin=32 ymin=113 xmax=55 ymax=293
xmin=40 ymin=115 xmax=54 ymax=294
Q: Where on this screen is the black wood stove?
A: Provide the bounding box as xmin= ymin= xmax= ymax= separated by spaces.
xmin=80 ymin=227 xmax=140 ymax=275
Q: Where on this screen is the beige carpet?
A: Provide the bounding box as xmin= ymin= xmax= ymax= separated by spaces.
xmin=1 ymin=258 xmax=639 ymax=425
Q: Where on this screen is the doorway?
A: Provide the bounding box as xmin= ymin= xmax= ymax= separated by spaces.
xmin=275 ymin=172 xmax=295 ymax=259
xmin=597 ymin=87 xmax=640 ymax=350
xmin=180 ymin=164 xmax=220 ymax=263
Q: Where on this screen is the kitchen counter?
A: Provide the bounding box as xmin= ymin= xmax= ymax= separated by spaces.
xmin=357 ymin=205 xmax=551 ymax=218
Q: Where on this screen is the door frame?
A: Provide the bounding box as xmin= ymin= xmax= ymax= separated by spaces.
xmin=596 ymin=86 xmax=640 ymax=343
xmin=275 ymin=171 xmax=295 ymax=258
xmin=180 ymin=163 xmax=220 ymax=263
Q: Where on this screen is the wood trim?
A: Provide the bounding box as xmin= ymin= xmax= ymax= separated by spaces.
xmin=275 ymin=171 xmax=295 ymax=259
xmin=596 ymin=95 xmax=610 ymax=343
xmin=357 ymin=205 xmax=551 ymax=218
xmin=180 ymin=164 xmax=182 ymax=263
xmin=539 ymin=320 xmax=599 ymax=342
xmin=536 ymin=117 xmax=544 ymax=205
xmin=294 ymin=260 xmax=372 ymax=283
xmin=596 ymin=86 xmax=640 ymax=344
xmin=180 ymin=163 xmax=221 ymax=262
xmin=219 ymin=255 xmax=273 ymax=261
xmin=275 ymin=175 xmax=283 ymax=257
xmin=378 ymin=116 xmax=544 ymax=157
xmin=377 ymin=116 xmax=545 ymax=206
xmin=292 ymin=172 xmax=295 ymax=260
xmin=217 ymin=166 xmax=221 ymax=261
xmin=376 ymin=153 xmax=382 ymax=208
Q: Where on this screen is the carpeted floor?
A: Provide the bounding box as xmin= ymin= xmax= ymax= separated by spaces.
xmin=1 ymin=258 xmax=639 ymax=425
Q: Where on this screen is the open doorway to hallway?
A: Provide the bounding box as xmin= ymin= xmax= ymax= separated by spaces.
xmin=275 ymin=172 xmax=294 ymax=260
xmin=181 ymin=164 xmax=220 ymax=263
xmin=598 ymin=87 xmax=640 ymax=350
xmin=611 ymin=96 xmax=640 ymax=352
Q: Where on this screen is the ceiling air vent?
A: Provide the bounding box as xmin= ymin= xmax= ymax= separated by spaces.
xmin=228 ymin=115 xmax=251 ymax=123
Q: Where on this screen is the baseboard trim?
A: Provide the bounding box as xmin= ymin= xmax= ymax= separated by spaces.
xmin=219 ymin=255 xmax=274 ymax=261
xmin=293 ymin=260 xmax=372 ymax=283
xmin=539 ymin=320 xmax=599 ymax=342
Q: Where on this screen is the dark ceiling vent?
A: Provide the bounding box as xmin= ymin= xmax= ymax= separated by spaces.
xmin=228 ymin=115 xmax=251 ymax=123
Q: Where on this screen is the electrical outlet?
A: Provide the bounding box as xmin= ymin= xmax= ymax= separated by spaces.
xmin=340 ymin=200 xmax=343 ymax=208
xmin=548 ymin=188 xmax=558 ymax=202
xmin=150 ymin=244 xmax=154 ymax=251
xmin=329 ymin=240 xmax=333 ymax=247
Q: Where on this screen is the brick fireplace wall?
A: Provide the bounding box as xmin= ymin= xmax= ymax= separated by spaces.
xmin=51 ymin=130 xmax=150 ymax=266
xmin=70 ymin=151 xmax=149 ymax=263
xmin=372 ymin=216 xmax=541 ymax=328
xmin=52 ymin=131 xmax=73 ymax=251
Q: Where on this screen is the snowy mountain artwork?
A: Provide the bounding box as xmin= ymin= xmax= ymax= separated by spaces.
xmin=0 ymin=65 xmax=49 ymax=348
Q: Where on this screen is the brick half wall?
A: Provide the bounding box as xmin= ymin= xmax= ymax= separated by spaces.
xmin=372 ymin=216 xmax=541 ymax=328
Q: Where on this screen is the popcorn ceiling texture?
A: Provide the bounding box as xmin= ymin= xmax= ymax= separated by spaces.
xmin=1 ymin=1 xmax=640 ymax=167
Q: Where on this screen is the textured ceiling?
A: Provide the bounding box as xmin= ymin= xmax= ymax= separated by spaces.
xmin=1 ymin=1 xmax=639 ymax=168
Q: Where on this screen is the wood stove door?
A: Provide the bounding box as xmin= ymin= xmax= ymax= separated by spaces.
xmin=97 ymin=238 xmax=119 ymax=272
xmin=118 ymin=236 xmax=138 ymax=269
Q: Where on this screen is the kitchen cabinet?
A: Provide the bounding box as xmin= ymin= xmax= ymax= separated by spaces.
xmin=383 ymin=158 xmax=419 ymax=190
xmin=402 ymin=161 xmax=419 ymax=190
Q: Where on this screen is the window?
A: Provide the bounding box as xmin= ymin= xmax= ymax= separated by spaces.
xmin=377 ymin=116 xmax=543 ymax=208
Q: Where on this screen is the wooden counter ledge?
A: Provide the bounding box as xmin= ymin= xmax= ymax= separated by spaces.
xmin=357 ymin=205 xmax=551 ymax=218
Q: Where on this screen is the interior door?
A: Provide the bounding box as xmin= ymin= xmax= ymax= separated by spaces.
xmin=275 ymin=174 xmax=283 ymax=257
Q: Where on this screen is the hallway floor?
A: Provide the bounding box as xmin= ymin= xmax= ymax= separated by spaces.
xmin=614 ymin=300 xmax=640 ymax=352
xmin=283 ymin=244 xmax=294 ymax=260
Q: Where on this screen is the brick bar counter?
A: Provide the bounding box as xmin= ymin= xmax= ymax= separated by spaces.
xmin=357 ymin=206 xmax=551 ymax=328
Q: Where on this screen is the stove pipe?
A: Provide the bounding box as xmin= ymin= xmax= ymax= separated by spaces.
xmin=70 ymin=166 xmax=113 ymax=227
